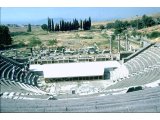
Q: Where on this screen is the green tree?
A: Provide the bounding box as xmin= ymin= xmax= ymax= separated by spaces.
xmin=41 ymin=24 xmax=48 ymax=31
xmin=156 ymin=18 xmax=160 ymax=24
xmin=142 ymin=15 xmax=156 ymax=27
xmin=123 ymin=21 xmax=130 ymax=29
xmin=0 ymin=25 xmax=12 ymax=46
xmin=130 ymin=20 xmax=137 ymax=28
xmin=137 ymin=19 xmax=144 ymax=29
xmin=114 ymin=20 xmax=125 ymax=34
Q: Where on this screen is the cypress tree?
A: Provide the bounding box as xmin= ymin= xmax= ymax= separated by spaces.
xmin=60 ymin=20 xmax=62 ymax=31
xmin=89 ymin=17 xmax=91 ymax=29
xmin=80 ymin=19 xmax=83 ymax=29
xmin=51 ymin=19 xmax=54 ymax=31
xmin=69 ymin=22 xmax=72 ymax=30
xmin=55 ymin=24 xmax=59 ymax=31
xmin=62 ymin=19 xmax=65 ymax=31
xmin=83 ymin=19 xmax=86 ymax=30
xmin=46 ymin=17 xmax=91 ymax=32
xmin=27 ymin=24 xmax=31 ymax=32
xmin=47 ymin=17 xmax=49 ymax=31
xmin=74 ymin=18 xmax=79 ymax=30
xmin=83 ymin=17 xmax=91 ymax=30
xmin=48 ymin=17 xmax=51 ymax=31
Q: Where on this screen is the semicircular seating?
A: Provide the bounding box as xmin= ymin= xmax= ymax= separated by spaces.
xmin=1 ymin=44 xmax=160 ymax=113
xmin=110 ymin=45 xmax=160 ymax=90
xmin=0 ymin=54 xmax=47 ymax=99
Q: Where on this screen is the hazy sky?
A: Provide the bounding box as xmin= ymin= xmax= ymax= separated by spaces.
xmin=1 ymin=7 xmax=160 ymax=24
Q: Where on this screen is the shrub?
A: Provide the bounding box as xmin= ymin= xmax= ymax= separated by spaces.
xmin=80 ymin=36 xmax=93 ymax=39
xmin=106 ymin=22 xmax=114 ymax=29
xmin=57 ymin=46 xmax=65 ymax=51
xmin=99 ymin=25 xmax=105 ymax=30
xmin=18 ymin=41 xmax=26 ymax=48
xmin=147 ymin=31 xmax=160 ymax=39
xmin=48 ymin=39 xmax=57 ymax=46
xmin=11 ymin=32 xmax=31 ymax=36
xmin=111 ymin=34 xmax=116 ymax=40
xmin=131 ymin=30 xmax=142 ymax=37
xmin=28 ymin=36 xmax=42 ymax=47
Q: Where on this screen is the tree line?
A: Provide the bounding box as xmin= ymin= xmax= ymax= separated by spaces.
xmin=106 ymin=14 xmax=160 ymax=34
xmin=41 ymin=17 xmax=91 ymax=32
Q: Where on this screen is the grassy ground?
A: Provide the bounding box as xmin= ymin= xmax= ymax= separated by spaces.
xmin=137 ymin=25 xmax=160 ymax=43
xmin=9 ymin=26 xmax=118 ymax=51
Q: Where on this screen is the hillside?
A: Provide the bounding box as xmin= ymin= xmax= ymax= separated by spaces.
xmin=92 ymin=12 xmax=160 ymax=27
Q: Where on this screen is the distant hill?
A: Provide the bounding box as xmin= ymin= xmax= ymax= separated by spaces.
xmin=2 ymin=18 xmax=73 ymax=25
xmin=2 ymin=17 xmax=122 ymax=26
xmin=92 ymin=12 xmax=160 ymax=26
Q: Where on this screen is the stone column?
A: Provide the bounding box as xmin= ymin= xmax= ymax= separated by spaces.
xmin=109 ymin=36 xmax=112 ymax=54
xmin=125 ymin=34 xmax=128 ymax=51
xmin=117 ymin=34 xmax=120 ymax=53
xmin=49 ymin=47 xmax=50 ymax=52
xmin=30 ymin=47 xmax=33 ymax=56
xmin=15 ymin=50 xmax=18 ymax=58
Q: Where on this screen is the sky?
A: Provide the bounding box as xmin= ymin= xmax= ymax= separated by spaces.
xmin=1 ymin=7 xmax=160 ymax=24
